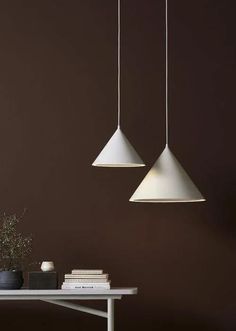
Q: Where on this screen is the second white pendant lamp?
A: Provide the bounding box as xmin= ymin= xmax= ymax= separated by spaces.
xmin=92 ymin=0 xmax=145 ymax=167
xmin=129 ymin=0 xmax=205 ymax=202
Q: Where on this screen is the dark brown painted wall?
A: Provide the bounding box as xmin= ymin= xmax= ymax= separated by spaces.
xmin=0 ymin=0 xmax=235 ymax=330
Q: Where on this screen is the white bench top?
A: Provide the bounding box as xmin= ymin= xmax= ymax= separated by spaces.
xmin=0 ymin=288 xmax=137 ymax=300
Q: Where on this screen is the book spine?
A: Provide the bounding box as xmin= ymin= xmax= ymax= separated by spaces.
xmin=71 ymin=270 xmax=103 ymax=275
xmin=61 ymin=284 xmax=110 ymax=289
xmin=62 ymin=282 xmax=110 ymax=286
xmin=64 ymin=279 xmax=109 ymax=283
xmin=65 ymin=275 xmax=108 ymax=279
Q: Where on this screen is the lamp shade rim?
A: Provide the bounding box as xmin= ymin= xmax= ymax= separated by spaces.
xmin=130 ymin=198 xmax=206 ymax=203
xmin=92 ymin=162 xmax=145 ymax=167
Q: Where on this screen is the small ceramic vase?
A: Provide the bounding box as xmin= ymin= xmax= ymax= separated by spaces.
xmin=41 ymin=261 xmax=55 ymax=272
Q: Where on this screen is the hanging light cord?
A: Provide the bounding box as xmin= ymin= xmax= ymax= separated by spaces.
xmin=117 ymin=0 xmax=121 ymax=127
xmin=118 ymin=0 xmax=168 ymax=135
xmin=165 ymin=0 xmax=169 ymax=145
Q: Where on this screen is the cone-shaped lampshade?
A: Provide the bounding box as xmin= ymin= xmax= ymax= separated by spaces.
xmin=92 ymin=127 xmax=145 ymax=167
xmin=130 ymin=145 xmax=205 ymax=202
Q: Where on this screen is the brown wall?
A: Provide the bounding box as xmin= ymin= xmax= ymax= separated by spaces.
xmin=0 ymin=0 xmax=235 ymax=330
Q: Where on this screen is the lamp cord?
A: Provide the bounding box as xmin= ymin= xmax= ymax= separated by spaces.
xmin=117 ymin=0 xmax=121 ymax=128
xmin=165 ymin=0 xmax=169 ymax=145
xmin=117 ymin=0 xmax=168 ymax=135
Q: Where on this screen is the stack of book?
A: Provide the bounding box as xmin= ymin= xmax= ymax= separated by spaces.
xmin=61 ymin=269 xmax=110 ymax=290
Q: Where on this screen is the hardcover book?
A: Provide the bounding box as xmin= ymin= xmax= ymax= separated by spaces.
xmin=64 ymin=278 xmax=109 ymax=283
xmin=62 ymin=283 xmax=110 ymax=289
xmin=65 ymin=274 xmax=108 ymax=279
xmin=71 ymin=270 xmax=103 ymax=275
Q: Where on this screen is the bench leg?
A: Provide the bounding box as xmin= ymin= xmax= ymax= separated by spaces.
xmin=107 ymin=299 xmax=114 ymax=331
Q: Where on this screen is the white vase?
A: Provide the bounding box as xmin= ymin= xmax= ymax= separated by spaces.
xmin=41 ymin=261 xmax=55 ymax=272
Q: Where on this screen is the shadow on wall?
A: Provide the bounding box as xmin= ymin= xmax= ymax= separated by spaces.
xmin=122 ymin=311 xmax=223 ymax=331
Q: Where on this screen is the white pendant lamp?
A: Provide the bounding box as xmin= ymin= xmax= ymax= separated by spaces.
xmin=130 ymin=0 xmax=205 ymax=203
xmin=92 ymin=0 xmax=145 ymax=167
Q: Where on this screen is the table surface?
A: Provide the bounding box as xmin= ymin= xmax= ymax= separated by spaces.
xmin=0 ymin=288 xmax=137 ymax=297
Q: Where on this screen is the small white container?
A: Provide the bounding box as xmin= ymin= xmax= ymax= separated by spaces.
xmin=41 ymin=261 xmax=55 ymax=272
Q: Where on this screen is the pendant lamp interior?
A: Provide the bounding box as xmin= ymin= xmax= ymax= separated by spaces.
xmin=129 ymin=0 xmax=205 ymax=202
xmin=92 ymin=0 xmax=145 ymax=168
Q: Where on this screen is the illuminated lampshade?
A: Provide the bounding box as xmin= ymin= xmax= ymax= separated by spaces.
xmin=130 ymin=145 xmax=205 ymax=202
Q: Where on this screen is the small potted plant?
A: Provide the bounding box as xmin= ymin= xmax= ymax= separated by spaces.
xmin=0 ymin=212 xmax=32 ymax=289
